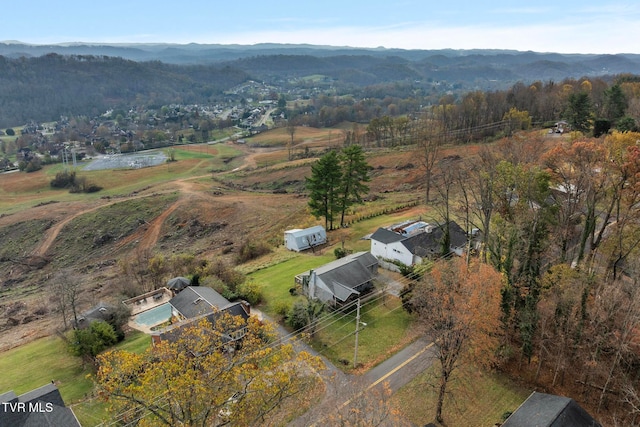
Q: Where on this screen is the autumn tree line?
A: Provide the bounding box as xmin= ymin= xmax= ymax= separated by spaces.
xmin=403 ymin=123 xmax=640 ymax=424
xmin=284 ymin=74 xmax=640 ymax=150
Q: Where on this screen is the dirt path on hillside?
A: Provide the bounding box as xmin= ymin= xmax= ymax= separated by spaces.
xmin=32 ymin=200 xmax=115 ymax=257
xmin=26 ymin=145 xmax=264 ymax=258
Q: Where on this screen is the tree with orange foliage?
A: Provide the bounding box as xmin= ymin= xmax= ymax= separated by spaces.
xmin=406 ymin=258 xmax=504 ymax=424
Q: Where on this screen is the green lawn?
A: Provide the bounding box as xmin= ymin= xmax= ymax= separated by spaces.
xmin=309 ymin=295 xmax=414 ymax=372
xmin=113 ymin=329 xmax=151 ymax=354
xmin=248 ymin=249 xmax=415 ymax=372
xmin=0 ymin=330 xmax=152 ymax=427
xmin=393 ymin=362 xmax=530 ymax=426
xmin=248 ymin=251 xmax=335 ymax=315
xmin=0 ymin=336 xmax=93 ymax=404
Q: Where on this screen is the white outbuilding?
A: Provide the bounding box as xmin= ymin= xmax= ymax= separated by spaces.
xmin=284 ymin=226 xmax=327 ymax=252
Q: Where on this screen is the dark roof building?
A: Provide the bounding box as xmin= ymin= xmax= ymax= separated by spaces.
xmin=370 ymin=220 xmax=468 ymax=267
xmin=169 ymin=286 xmax=231 ymax=319
xmin=0 ymin=383 xmax=81 ymax=427
xmin=502 ymin=392 xmax=601 ymax=427
xmin=74 ymin=301 xmax=115 ymax=329
xmin=152 ymin=286 xmax=251 ymax=346
xmin=403 ymin=221 xmax=467 ymax=258
xmin=296 ymin=251 xmax=378 ymax=306
xmin=166 ymin=276 xmax=191 ymax=292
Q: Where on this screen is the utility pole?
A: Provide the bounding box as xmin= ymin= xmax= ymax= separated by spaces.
xmin=353 ymin=297 xmax=361 ymax=369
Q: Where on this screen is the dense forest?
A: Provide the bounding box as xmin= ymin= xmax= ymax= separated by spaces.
xmin=0 ymin=54 xmax=249 ymax=127
xmin=3 ymin=44 xmax=640 ymax=128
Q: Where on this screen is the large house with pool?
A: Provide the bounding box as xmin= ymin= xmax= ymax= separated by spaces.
xmin=126 ymin=285 xmax=251 ymax=346
xmin=151 ymin=286 xmax=250 ymax=346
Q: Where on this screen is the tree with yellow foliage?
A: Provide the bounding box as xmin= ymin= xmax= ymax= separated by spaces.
xmin=96 ymin=314 xmax=323 ymax=426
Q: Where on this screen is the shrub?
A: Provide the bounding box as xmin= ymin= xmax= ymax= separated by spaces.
xmin=24 ymin=158 xmax=42 ymax=172
xmin=201 ymin=259 xmax=246 ymax=292
xmin=69 ymin=320 xmax=118 ymax=358
xmin=51 ymin=170 xmax=77 ymax=188
xmin=287 ymin=300 xmax=309 ymax=331
xmin=51 ymin=170 xmax=102 ymax=193
xmin=273 ymin=300 xmax=292 ymax=319
xmin=238 ymin=280 xmax=263 ymax=305
xmin=235 ymin=240 xmax=272 ymax=264
xmin=334 ymin=247 xmax=351 ymax=259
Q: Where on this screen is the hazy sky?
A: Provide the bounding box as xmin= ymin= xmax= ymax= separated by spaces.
xmin=4 ymin=1 xmax=640 ymax=54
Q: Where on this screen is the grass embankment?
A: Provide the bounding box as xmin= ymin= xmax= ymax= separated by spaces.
xmin=309 ymin=296 xmax=414 ymax=372
xmin=393 ymin=362 xmax=530 ymax=426
xmin=0 ymin=330 xmax=151 ymax=427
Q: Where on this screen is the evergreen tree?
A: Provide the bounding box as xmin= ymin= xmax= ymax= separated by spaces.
xmin=306 ymin=150 xmax=342 ymax=230
xmin=338 ymin=145 xmax=371 ymax=227
xmin=565 ymin=92 xmax=594 ymax=133
xmin=603 ymin=83 xmax=627 ymax=124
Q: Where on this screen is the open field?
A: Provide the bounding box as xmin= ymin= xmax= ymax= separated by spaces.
xmin=0 ymin=125 xmax=534 ymax=425
xmin=393 ymin=362 xmax=531 ymax=427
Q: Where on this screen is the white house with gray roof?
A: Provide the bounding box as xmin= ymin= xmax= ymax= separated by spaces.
xmin=370 ymin=220 xmax=467 ymax=267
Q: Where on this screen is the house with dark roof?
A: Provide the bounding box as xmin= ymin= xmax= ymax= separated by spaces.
xmin=295 ymin=251 xmax=378 ymax=306
xmin=151 ymin=286 xmax=250 ymax=346
xmin=74 ymin=301 xmax=116 ymax=329
xmin=168 ymin=286 xmax=232 ymax=320
xmin=502 ymin=391 xmax=601 ymax=427
xmin=370 ymin=220 xmax=467 ymax=267
xmin=0 ymin=383 xmax=81 ymax=427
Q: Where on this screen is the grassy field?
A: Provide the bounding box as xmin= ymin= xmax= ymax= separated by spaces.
xmin=393 ymin=362 xmax=530 ymax=426
xmin=0 ymin=144 xmax=243 ymax=214
xmin=0 ymin=336 xmax=93 ymax=403
xmin=248 ymin=251 xmax=335 ymax=315
xmin=0 ymin=329 xmax=151 ymax=427
xmin=309 ymin=296 xmax=414 ymax=372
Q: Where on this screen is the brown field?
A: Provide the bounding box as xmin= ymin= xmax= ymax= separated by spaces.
xmin=0 ymin=129 xmax=492 ymax=352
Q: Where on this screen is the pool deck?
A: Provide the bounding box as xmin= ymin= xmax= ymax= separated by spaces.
xmin=126 ymin=288 xmax=174 ymax=333
xmin=126 ymin=289 xmax=173 ymax=316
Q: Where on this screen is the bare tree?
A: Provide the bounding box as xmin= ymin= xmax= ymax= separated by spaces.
xmin=286 ymin=119 xmax=296 ymax=161
xmin=414 ymin=112 xmax=443 ymax=203
xmin=52 ymin=270 xmax=81 ymax=329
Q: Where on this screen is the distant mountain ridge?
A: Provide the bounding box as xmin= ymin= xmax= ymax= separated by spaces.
xmin=1 ymin=42 xmax=640 ymax=128
xmin=2 ymin=41 xmax=639 ymax=83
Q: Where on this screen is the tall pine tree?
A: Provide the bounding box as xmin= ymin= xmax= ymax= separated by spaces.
xmin=306 ymin=150 xmax=342 ymax=230
xmin=338 ymin=145 xmax=371 ymax=227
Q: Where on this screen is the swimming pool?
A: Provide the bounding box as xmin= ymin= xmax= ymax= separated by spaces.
xmin=133 ymin=303 xmax=173 ymax=327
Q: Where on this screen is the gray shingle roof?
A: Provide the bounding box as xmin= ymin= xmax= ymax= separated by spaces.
xmin=153 ymin=302 xmax=250 ymax=344
xmin=304 ymin=252 xmax=378 ymax=302
xmin=169 ymin=286 xmax=231 ymax=319
xmin=372 ymin=221 xmax=467 ymax=257
xmin=370 ymin=227 xmax=405 ymax=244
xmin=0 ymin=384 xmax=81 ymax=427
xmin=502 ymin=392 xmax=601 ymax=427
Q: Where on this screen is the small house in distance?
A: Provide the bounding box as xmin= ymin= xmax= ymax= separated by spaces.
xmin=284 ymin=226 xmax=327 ymax=252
